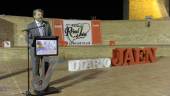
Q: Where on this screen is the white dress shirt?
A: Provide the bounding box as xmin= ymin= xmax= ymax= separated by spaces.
xmin=35 ymin=20 xmax=44 ymax=36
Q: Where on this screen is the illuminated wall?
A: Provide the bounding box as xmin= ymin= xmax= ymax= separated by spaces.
xmin=129 ymin=0 xmax=169 ymax=20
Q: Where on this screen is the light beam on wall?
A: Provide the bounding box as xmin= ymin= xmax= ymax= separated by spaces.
xmin=129 ymin=0 xmax=169 ymax=20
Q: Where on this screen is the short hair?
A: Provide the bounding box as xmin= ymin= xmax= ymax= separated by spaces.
xmin=33 ymin=9 xmax=44 ymax=16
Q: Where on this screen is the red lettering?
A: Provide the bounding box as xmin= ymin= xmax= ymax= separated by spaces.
xmin=124 ymin=48 xmax=135 ymax=65
xmin=112 ymin=48 xmax=157 ymax=66
xmin=112 ymin=48 xmax=125 ymax=66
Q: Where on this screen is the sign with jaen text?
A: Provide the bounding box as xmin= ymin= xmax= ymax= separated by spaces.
xmin=112 ymin=48 xmax=157 ymax=66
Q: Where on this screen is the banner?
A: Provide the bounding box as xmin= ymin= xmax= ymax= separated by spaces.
xmin=52 ymin=19 xmax=102 ymax=46
xmin=63 ymin=20 xmax=92 ymax=45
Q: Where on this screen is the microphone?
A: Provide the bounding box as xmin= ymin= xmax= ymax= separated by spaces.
xmin=22 ymin=23 xmax=46 ymax=32
xmin=42 ymin=22 xmax=46 ymax=27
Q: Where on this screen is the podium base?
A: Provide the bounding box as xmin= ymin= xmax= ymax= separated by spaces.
xmin=25 ymin=91 xmax=32 ymax=96
xmin=31 ymin=87 xmax=61 ymax=96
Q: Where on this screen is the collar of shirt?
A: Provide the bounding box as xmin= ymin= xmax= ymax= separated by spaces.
xmin=35 ymin=20 xmax=42 ymax=27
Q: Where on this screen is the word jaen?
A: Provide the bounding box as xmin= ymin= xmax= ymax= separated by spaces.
xmin=112 ymin=48 xmax=157 ymax=66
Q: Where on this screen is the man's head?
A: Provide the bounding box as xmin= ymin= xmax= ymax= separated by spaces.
xmin=33 ymin=9 xmax=44 ymax=22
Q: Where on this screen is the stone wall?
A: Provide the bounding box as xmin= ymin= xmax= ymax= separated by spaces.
xmin=1 ymin=16 xmax=170 ymax=59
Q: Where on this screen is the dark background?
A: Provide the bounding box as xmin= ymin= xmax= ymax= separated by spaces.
xmin=0 ymin=0 xmax=123 ymax=20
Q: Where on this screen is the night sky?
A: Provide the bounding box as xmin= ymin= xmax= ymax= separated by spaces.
xmin=0 ymin=0 xmax=123 ymax=20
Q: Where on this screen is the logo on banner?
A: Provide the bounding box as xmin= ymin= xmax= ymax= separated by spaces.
xmin=64 ymin=20 xmax=92 ymax=45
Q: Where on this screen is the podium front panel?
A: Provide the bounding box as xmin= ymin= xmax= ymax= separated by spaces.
xmin=35 ymin=36 xmax=59 ymax=56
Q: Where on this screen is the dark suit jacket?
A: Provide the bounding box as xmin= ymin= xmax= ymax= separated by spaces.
xmin=27 ymin=20 xmax=52 ymax=47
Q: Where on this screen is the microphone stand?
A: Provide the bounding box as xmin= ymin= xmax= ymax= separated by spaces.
xmin=24 ymin=29 xmax=32 ymax=96
xmin=23 ymin=25 xmax=45 ymax=96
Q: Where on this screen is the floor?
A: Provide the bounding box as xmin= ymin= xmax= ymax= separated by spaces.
xmin=0 ymin=56 xmax=170 ymax=96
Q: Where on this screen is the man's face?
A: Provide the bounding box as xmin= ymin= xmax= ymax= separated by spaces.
xmin=34 ymin=11 xmax=43 ymax=22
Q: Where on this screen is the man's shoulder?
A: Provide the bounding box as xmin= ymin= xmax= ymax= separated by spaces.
xmin=27 ymin=21 xmax=35 ymax=28
xmin=43 ymin=20 xmax=50 ymax=25
xmin=28 ymin=21 xmax=35 ymax=25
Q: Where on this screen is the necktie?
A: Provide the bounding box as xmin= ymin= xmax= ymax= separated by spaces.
xmin=39 ymin=23 xmax=44 ymax=36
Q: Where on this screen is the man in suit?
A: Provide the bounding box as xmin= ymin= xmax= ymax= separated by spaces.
xmin=27 ymin=9 xmax=52 ymax=92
